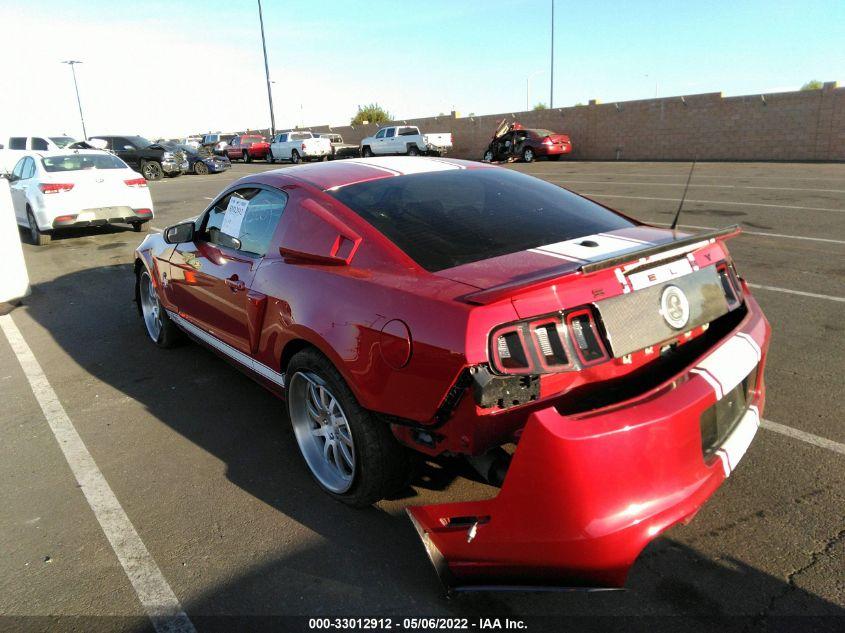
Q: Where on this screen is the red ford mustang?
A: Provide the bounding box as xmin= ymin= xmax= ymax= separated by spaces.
xmin=134 ymin=157 xmax=770 ymax=591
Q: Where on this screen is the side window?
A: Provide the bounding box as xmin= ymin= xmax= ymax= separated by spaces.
xmin=21 ymin=158 xmax=36 ymax=180
xmin=31 ymin=137 xmax=49 ymax=151
xmin=385 ymin=128 xmax=395 ymax=138
xmin=9 ymin=137 xmax=26 ymax=150
xmin=12 ymin=158 xmax=26 ymax=179
xmin=231 ymin=137 xmax=240 ymax=147
xmin=201 ymin=188 xmax=286 ymax=256
xmin=237 ymin=189 xmax=288 ymax=256
xmin=375 ymin=129 xmax=386 ymax=139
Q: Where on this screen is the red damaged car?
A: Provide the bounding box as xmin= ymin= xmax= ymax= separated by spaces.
xmin=225 ymin=134 xmax=271 ymax=163
xmin=134 ymin=157 xmax=770 ymax=591
xmin=483 ymin=119 xmax=573 ymax=163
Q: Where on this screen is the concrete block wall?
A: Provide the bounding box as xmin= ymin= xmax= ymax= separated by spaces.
xmin=259 ymin=82 xmax=844 ymax=162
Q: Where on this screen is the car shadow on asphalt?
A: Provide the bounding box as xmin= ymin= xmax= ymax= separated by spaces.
xmin=18 ymin=264 xmax=845 ymax=632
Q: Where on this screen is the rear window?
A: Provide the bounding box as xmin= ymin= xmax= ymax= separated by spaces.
xmin=42 ymin=154 xmax=127 ymax=172
xmin=328 ymin=168 xmax=636 ymax=272
xmin=397 ymin=127 xmax=419 ymax=136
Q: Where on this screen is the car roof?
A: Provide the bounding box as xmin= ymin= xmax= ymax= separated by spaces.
xmin=245 ymin=157 xmax=493 ymax=191
xmin=35 ymin=149 xmax=115 ymax=157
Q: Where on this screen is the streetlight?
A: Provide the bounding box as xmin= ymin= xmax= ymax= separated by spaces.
xmin=526 ymin=70 xmax=544 ymax=110
xmin=549 ymin=0 xmax=555 ymax=108
xmin=257 ymin=0 xmax=276 ymax=136
xmin=61 ymin=60 xmax=87 ymax=139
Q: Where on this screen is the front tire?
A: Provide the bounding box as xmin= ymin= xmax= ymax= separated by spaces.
xmin=137 ymin=269 xmax=181 ymax=348
xmin=194 ymin=161 xmax=209 ymax=175
xmin=286 ymin=348 xmax=409 ymax=507
xmin=26 ymin=209 xmax=50 ymax=246
xmin=268 ymin=151 xmax=276 ymax=164
xmin=141 ymin=160 xmax=164 ymax=181
xmin=244 ymin=150 xmax=252 ymax=163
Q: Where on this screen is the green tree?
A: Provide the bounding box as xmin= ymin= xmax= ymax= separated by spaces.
xmin=801 ymin=80 xmax=823 ymax=91
xmin=533 ymin=102 xmax=548 ymax=111
xmin=351 ymin=103 xmax=391 ymax=125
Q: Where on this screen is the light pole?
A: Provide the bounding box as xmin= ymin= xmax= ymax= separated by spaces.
xmin=550 ymin=0 xmax=555 ymax=108
xmin=526 ymin=70 xmax=544 ymax=110
xmin=257 ymin=0 xmax=276 ymax=136
xmin=61 ymin=60 xmax=87 ymax=139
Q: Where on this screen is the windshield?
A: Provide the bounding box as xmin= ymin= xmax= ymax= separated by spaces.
xmin=328 ymin=168 xmax=636 ymax=272
xmin=42 ymin=154 xmax=127 ymax=172
xmin=177 ymin=144 xmax=198 ymax=155
xmin=49 ymin=136 xmax=76 ymax=148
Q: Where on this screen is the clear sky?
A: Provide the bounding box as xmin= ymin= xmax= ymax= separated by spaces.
xmin=0 ymin=0 xmax=842 ymax=140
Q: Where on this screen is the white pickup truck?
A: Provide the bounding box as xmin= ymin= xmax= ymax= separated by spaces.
xmin=359 ymin=126 xmax=452 ymax=157
xmin=268 ymin=131 xmax=333 ymax=164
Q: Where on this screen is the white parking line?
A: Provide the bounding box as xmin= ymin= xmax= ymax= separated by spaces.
xmin=650 ymin=222 xmax=845 ymax=245
xmin=762 ymin=419 xmax=845 ymax=456
xmin=578 ymin=192 xmax=845 ymax=213
xmin=0 ymin=314 xmax=196 ymax=633
xmin=549 ymin=178 xmax=845 ymax=194
xmin=748 ymin=283 xmax=845 ymax=302
xmin=526 ymin=169 xmax=845 ymax=184
xmin=150 ymin=226 xmax=163 ymax=233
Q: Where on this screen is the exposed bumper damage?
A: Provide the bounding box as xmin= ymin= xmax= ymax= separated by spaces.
xmin=407 ymin=294 xmax=769 ymax=592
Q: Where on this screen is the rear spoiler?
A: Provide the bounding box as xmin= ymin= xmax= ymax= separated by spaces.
xmin=462 ymin=225 xmax=741 ymax=305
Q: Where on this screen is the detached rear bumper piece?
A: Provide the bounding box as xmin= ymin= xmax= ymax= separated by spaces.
xmin=407 ymin=294 xmax=770 ymax=592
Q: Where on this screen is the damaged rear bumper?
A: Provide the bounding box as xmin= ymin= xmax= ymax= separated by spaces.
xmin=407 ymin=294 xmax=770 ymax=591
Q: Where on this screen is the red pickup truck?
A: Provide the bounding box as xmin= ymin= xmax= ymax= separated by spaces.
xmin=225 ymin=135 xmax=271 ymax=163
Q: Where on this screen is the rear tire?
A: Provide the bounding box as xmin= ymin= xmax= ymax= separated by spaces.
xmin=141 ymin=160 xmax=164 ymax=181
xmin=406 ymin=145 xmax=420 ymax=156
xmin=547 ymin=155 xmax=561 ymax=161
xmin=286 ymin=348 xmax=410 ymax=507
xmin=291 ymin=150 xmax=301 ymax=164
xmin=361 ymin=146 xmax=373 ymax=158
xmin=483 ymin=149 xmax=495 ymax=162
xmin=522 ymin=147 xmax=535 ymax=163
xmin=26 ymin=209 xmax=50 ymax=246
xmin=132 ymin=221 xmax=149 ymax=233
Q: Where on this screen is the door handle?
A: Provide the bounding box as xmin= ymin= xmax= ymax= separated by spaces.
xmin=225 ymin=275 xmax=246 ymax=291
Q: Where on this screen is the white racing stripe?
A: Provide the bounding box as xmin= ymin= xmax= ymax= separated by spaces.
xmin=716 ymin=405 xmax=760 ymax=477
xmin=691 ymin=334 xmax=760 ymax=400
xmin=533 ymin=233 xmax=646 ymax=261
xmin=0 ymin=314 xmax=196 ymax=633
xmin=549 ymin=178 xmax=845 ymax=194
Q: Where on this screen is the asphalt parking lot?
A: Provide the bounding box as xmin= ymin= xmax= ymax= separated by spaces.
xmin=1 ymin=159 xmax=843 ymax=632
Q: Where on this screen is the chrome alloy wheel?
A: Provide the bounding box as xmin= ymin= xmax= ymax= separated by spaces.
xmin=289 ymin=371 xmax=356 ymax=493
xmin=139 ymin=271 xmax=162 ymax=342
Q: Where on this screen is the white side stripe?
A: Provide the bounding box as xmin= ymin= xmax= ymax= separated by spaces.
xmin=0 ymin=314 xmax=196 ymax=633
xmin=167 ymin=311 xmax=285 ymax=387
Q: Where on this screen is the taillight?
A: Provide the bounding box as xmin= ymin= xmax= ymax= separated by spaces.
xmin=716 ymin=261 xmax=743 ymax=308
xmin=543 ymin=137 xmax=554 ymax=145
xmin=565 ymin=309 xmax=610 ymax=365
xmin=124 ymin=178 xmax=147 ymax=188
xmin=490 ymin=308 xmax=607 ymax=375
xmin=39 ymin=183 xmax=74 ymax=194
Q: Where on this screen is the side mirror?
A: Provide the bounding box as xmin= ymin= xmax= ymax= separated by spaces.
xmin=164 ymin=221 xmax=195 ymax=244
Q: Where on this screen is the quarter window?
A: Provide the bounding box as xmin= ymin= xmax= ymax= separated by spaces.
xmin=9 ymin=137 xmax=26 ymax=150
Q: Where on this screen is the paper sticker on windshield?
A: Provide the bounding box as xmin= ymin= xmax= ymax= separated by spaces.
xmin=220 ymin=196 xmax=249 ymax=237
